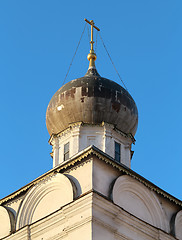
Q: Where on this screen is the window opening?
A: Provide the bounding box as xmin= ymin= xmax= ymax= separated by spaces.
xmin=115 ymin=141 xmax=121 ymax=162
xmin=64 ymin=142 xmax=69 ymax=161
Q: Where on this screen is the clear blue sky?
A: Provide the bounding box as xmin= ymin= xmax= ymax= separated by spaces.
xmin=0 ymin=0 xmax=182 ymax=200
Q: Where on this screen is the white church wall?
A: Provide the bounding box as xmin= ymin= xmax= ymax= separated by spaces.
xmin=0 ymin=206 xmax=14 ymax=239
xmin=3 ymin=191 xmax=177 ymax=240
xmin=79 ymin=125 xmax=104 ymax=152
xmin=16 ymin=173 xmax=75 ymax=230
xmin=174 ymin=210 xmax=182 ymax=240
xmin=1 ymin=153 xmax=181 ymax=239
xmin=65 ymin=159 xmax=93 ymax=196
xmin=50 ymin=123 xmax=133 ymax=168
xmin=159 ymin=196 xmax=181 ymax=233
xmin=93 ymin=192 xmax=176 ymax=240
xmin=106 ymin=126 xmax=132 ymax=168
xmin=112 ymin=175 xmax=169 ymax=232
xmin=4 ymin=196 xmax=23 ymax=220
xmin=5 ymin=193 xmax=93 ymax=240
xmin=93 ymin=157 xmax=121 ymax=197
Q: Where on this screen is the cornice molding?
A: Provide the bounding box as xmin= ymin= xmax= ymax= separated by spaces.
xmin=1 ymin=145 xmax=182 ymax=207
xmin=49 ymin=122 xmax=135 ymax=145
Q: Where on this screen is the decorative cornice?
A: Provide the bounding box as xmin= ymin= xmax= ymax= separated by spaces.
xmin=0 ymin=145 xmax=182 ymax=207
xmin=102 ymin=121 xmax=135 ymax=143
xmin=49 ymin=122 xmax=83 ymax=145
xmin=49 ymin=122 xmax=135 ymax=145
xmin=89 ymin=148 xmax=182 ymax=206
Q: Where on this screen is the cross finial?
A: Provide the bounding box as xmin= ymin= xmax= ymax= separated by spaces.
xmin=84 ymin=18 xmax=100 ymax=69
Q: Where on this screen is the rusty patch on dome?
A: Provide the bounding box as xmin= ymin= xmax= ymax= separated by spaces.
xmin=71 ymin=88 xmax=76 ymax=98
xmin=65 ymin=88 xmax=76 ymax=100
xmin=112 ymin=102 xmax=121 ymax=113
xmin=82 ymin=87 xmax=87 ymax=96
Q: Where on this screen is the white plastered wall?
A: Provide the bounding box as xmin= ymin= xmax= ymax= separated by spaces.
xmin=1 ymin=157 xmax=181 ymax=239
xmin=50 ymin=123 xmax=133 ymax=168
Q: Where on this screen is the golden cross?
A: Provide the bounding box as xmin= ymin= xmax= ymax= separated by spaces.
xmin=84 ymin=18 xmax=100 ymax=51
xmin=84 ymin=18 xmax=100 ymax=68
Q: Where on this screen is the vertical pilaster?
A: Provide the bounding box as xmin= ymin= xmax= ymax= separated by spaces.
xmin=52 ymin=137 xmax=59 ymax=168
xmin=103 ymin=123 xmax=114 ymax=157
xmin=71 ymin=125 xmax=80 ymax=157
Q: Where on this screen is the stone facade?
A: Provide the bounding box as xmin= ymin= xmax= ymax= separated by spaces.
xmin=49 ymin=122 xmax=133 ymax=168
xmin=0 ymin=146 xmax=182 ymax=239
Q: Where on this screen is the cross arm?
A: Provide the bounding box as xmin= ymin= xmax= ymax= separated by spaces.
xmin=84 ymin=18 xmax=100 ymax=31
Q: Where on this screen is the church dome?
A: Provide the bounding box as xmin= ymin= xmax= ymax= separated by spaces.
xmin=46 ymin=68 xmax=138 ymax=136
xmin=46 ymin=19 xmax=138 ymax=137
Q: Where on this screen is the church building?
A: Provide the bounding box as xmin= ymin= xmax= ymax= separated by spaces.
xmin=0 ymin=19 xmax=182 ymax=240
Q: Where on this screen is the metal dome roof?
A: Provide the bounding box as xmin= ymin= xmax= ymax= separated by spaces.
xmin=46 ymin=68 xmax=138 ymax=136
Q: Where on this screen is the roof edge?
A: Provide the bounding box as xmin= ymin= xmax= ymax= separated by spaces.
xmin=0 ymin=145 xmax=181 ymax=206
